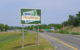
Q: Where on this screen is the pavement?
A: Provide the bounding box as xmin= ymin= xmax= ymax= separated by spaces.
xmin=39 ymin=32 xmax=80 ymax=50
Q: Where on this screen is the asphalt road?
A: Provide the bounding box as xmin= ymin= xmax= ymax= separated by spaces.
xmin=40 ymin=32 xmax=80 ymax=50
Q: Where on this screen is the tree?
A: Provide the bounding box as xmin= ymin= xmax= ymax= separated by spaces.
xmin=63 ymin=11 xmax=80 ymax=26
xmin=4 ymin=25 xmax=9 ymax=31
xmin=48 ymin=24 xmax=62 ymax=30
xmin=0 ymin=24 xmax=4 ymax=31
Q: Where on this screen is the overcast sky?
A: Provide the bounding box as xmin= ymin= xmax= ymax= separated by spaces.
xmin=0 ymin=0 xmax=80 ymax=26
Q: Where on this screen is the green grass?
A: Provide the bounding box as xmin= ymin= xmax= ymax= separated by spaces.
xmin=0 ymin=32 xmax=54 ymax=50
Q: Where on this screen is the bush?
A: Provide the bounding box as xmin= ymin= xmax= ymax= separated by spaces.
xmin=59 ymin=30 xmax=69 ymax=34
xmin=70 ymin=32 xmax=80 ymax=35
xmin=58 ymin=30 xmax=80 ymax=35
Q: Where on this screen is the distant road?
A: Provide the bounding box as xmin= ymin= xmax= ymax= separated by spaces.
xmin=40 ymin=32 xmax=80 ymax=50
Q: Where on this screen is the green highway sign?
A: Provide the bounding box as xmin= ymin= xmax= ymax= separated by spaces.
xmin=21 ymin=9 xmax=41 ymax=24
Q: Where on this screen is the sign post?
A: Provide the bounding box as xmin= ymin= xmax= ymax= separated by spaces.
xmin=20 ymin=9 xmax=41 ymax=48
xmin=22 ymin=24 xmax=24 ymax=48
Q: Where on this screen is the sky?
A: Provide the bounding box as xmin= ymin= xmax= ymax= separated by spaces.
xmin=0 ymin=0 xmax=80 ymax=26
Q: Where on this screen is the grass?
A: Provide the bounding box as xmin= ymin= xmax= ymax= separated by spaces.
xmin=0 ymin=32 xmax=54 ymax=50
xmin=57 ymin=30 xmax=80 ymax=35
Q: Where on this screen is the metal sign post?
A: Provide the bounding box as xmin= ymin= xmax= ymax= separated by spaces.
xmin=22 ymin=24 xmax=24 ymax=48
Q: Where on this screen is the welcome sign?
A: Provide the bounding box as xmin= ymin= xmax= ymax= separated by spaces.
xmin=21 ymin=9 xmax=41 ymax=24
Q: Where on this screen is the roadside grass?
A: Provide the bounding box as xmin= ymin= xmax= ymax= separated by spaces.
xmin=0 ymin=32 xmax=54 ymax=50
xmin=56 ymin=30 xmax=80 ymax=35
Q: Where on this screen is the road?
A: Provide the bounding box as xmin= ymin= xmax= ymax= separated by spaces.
xmin=40 ymin=32 xmax=80 ymax=50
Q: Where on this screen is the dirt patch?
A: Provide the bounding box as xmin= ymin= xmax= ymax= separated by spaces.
xmin=13 ymin=43 xmax=36 ymax=49
xmin=0 ymin=32 xmax=21 ymax=34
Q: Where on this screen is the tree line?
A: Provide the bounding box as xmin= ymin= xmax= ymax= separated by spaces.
xmin=0 ymin=24 xmax=22 ymax=32
xmin=63 ymin=12 xmax=80 ymax=26
xmin=24 ymin=24 xmax=62 ymax=31
xmin=0 ymin=23 xmax=62 ymax=32
xmin=0 ymin=24 xmax=9 ymax=31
